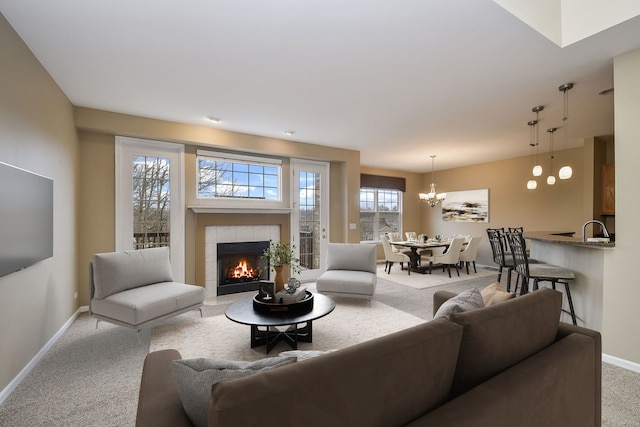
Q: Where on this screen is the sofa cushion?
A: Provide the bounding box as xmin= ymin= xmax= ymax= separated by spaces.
xmin=92 ymin=247 xmax=174 ymax=298
xmin=90 ymin=282 xmax=204 ymax=326
xmin=325 ymin=243 xmax=377 ymax=273
xmin=208 ymin=319 xmax=463 ymax=426
xmin=315 ymin=270 xmax=376 ymax=295
xmin=448 ymin=287 xmax=562 ymax=396
xmin=433 ymin=288 xmax=484 ymax=319
xmin=480 ymin=282 xmax=515 ymax=306
xmin=171 ymin=356 xmax=297 ymax=427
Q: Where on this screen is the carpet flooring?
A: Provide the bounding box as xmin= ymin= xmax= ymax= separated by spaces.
xmin=1 ymin=272 xmax=639 ymax=426
xmin=150 ymin=299 xmax=425 ymax=360
xmin=376 ymin=264 xmax=495 ymax=289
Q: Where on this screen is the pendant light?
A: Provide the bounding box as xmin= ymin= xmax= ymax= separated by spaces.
xmin=527 ymin=119 xmax=538 ymax=189
xmin=558 ymin=83 xmax=574 ymax=179
xmin=546 ymin=128 xmax=557 ymax=185
xmin=419 ymin=155 xmax=446 ymax=207
xmin=531 ymin=106 xmax=544 ymax=176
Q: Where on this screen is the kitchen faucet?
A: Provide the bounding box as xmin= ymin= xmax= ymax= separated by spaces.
xmin=582 ymin=220 xmax=610 ymax=242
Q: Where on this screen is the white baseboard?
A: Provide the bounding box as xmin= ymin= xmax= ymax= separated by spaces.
xmin=0 ymin=307 xmax=83 ymax=405
xmin=603 ymin=353 xmax=640 ymax=373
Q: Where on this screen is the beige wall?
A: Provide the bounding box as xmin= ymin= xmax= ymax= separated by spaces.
xmin=604 ymin=48 xmax=640 ymax=363
xmin=0 ymin=14 xmax=78 ymax=391
xmin=75 ymin=109 xmax=362 ymax=301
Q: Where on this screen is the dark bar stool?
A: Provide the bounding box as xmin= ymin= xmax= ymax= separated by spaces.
xmin=486 ymin=228 xmax=517 ymax=291
xmin=506 ymin=231 xmax=577 ymax=325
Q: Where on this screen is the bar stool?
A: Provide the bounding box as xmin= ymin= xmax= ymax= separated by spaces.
xmin=506 ymin=231 xmax=577 ymax=325
xmin=486 ymin=228 xmax=517 ymax=291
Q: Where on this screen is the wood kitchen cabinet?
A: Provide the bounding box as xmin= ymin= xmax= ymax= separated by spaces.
xmin=602 ymin=163 xmax=615 ymax=215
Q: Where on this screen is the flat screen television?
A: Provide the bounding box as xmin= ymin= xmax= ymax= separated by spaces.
xmin=0 ymin=161 xmax=54 ymax=277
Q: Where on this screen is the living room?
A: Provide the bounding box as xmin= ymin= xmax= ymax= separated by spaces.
xmin=1 ymin=2 xmax=640 ymax=424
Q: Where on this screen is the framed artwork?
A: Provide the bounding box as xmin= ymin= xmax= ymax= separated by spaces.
xmin=442 ymin=189 xmax=489 ymax=222
xmin=258 ymin=281 xmax=275 ymax=301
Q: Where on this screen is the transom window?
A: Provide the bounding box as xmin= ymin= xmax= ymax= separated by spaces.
xmin=197 ymin=150 xmax=282 ymax=201
xmin=359 ymin=188 xmax=402 ymax=242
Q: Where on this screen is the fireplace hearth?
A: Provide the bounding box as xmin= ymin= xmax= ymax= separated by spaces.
xmin=217 ymin=241 xmax=270 ymax=295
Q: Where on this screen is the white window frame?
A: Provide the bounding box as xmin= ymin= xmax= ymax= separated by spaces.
xmin=196 ymin=149 xmax=283 ymax=204
xmin=115 ymin=137 xmax=185 ymax=281
xmin=359 ymin=187 xmax=403 ymax=243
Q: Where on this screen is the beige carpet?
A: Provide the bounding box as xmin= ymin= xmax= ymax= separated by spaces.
xmin=150 ymin=299 xmax=425 ymax=360
xmin=377 ymin=264 xmax=496 ymax=289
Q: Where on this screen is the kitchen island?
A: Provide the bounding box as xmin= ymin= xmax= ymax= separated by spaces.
xmin=523 ymin=231 xmax=614 ymax=331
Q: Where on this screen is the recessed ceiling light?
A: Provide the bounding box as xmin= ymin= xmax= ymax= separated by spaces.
xmin=206 ymin=116 xmax=221 ymax=123
xmin=283 ymin=130 xmax=296 ymax=136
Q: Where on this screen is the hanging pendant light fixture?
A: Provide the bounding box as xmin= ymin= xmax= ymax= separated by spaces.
xmin=527 ymin=119 xmax=538 ymax=190
xmin=419 ymin=155 xmax=446 ymax=207
xmin=558 ymin=83 xmax=574 ymax=179
xmin=531 ymin=106 xmax=544 ymax=176
xmin=546 ymin=128 xmax=557 ymax=185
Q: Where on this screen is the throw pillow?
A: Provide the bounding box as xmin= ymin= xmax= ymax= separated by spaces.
xmin=433 ymin=288 xmax=484 ymax=319
xmin=171 ymin=356 xmax=296 ymax=427
xmin=279 ymin=349 xmax=338 ymax=361
xmin=481 ymin=282 xmax=515 ymax=306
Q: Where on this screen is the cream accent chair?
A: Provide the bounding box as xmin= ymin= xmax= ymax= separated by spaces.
xmin=316 ymin=243 xmax=377 ymax=300
xmin=423 ymin=237 xmax=465 ymax=278
xmin=458 ymin=236 xmax=482 ymax=274
xmin=381 ymin=235 xmax=410 ymax=274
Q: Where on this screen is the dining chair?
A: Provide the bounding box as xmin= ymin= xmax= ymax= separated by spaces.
xmin=387 ymin=232 xmax=412 ymax=256
xmin=505 ymin=231 xmax=577 ymax=325
xmin=423 ymin=237 xmax=465 ymax=278
xmin=458 ymin=235 xmax=482 ymax=274
xmin=381 ymin=235 xmax=411 ymax=275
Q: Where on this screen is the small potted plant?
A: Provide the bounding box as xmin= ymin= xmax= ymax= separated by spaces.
xmin=262 ymin=240 xmax=301 ymax=292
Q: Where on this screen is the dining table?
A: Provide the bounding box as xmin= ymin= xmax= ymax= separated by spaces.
xmin=390 ymin=239 xmax=457 ymax=273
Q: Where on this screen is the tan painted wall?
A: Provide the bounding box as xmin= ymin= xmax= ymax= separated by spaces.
xmin=75 ymin=109 xmax=362 ymax=300
xmin=604 ymin=48 xmax=640 ymax=363
xmin=0 ymin=14 xmax=78 ymax=391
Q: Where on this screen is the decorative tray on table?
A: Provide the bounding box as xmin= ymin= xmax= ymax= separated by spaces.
xmin=253 ymin=291 xmax=314 ymax=315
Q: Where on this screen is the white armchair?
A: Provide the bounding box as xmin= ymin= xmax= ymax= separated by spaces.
xmin=316 ymin=243 xmax=377 ymax=300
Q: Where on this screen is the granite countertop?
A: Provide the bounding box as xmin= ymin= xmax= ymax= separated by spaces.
xmin=523 ymin=231 xmax=615 ymax=248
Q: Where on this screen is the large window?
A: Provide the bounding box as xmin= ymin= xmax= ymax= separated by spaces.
xmin=197 ymin=150 xmax=281 ymax=201
xmin=360 ymin=188 xmax=402 ymax=242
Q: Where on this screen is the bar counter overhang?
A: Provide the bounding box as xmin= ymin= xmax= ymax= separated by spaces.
xmin=523 ymin=231 xmax=614 ymax=331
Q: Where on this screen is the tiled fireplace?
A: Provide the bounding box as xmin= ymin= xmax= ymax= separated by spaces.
xmin=205 ymin=225 xmax=281 ymax=296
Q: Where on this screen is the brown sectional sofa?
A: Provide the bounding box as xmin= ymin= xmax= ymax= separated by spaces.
xmin=136 ymin=288 xmax=601 ymax=427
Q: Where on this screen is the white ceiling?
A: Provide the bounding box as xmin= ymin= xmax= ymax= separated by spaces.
xmin=2 ymin=1 xmax=640 ymax=172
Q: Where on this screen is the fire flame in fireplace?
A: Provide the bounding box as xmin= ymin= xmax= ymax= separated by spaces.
xmin=229 ymin=260 xmax=259 ymax=279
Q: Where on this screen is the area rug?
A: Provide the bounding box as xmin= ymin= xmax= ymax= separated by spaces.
xmin=377 ymin=264 xmax=496 ymax=289
xmin=150 ymin=299 xmax=426 ymax=361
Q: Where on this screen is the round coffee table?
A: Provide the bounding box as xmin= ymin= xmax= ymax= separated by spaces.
xmin=225 ymin=292 xmax=335 ymax=354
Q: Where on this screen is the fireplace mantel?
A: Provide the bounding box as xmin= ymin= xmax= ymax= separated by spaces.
xmin=189 ymin=206 xmax=292 ymax=215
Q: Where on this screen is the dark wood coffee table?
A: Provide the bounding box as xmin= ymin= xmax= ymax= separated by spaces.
xmin=225 ymin=292 xmax=335 ymax=354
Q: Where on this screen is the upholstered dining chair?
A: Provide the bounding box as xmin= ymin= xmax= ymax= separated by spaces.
xmin=423 ymin=237 xmax=465 ymax=278
xmin=458 ymin=235 xmax=482 ymax=274
xmin=381 ymin=234 xmax=411 ymax=275
xmin=505 ymin=231 xmax=577 ymax=325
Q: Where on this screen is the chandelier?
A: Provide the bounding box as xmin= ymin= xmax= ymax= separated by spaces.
xmin=419 ymin=155 xmax=446 ymax=207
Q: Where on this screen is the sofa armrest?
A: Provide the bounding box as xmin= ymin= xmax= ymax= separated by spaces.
xmin=433 ymin=290 xmax=458 ymax=317
xmin=556 ymin=322 xmax=602 ymax=426
xmin=136 ymin=349 xmax=193 ymax=427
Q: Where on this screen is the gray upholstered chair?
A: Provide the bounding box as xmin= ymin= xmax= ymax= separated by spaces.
xmin=316 ymin=243 xmax=377 ymax=300
xmin=89 ymin=247 xmax=205 ymax=332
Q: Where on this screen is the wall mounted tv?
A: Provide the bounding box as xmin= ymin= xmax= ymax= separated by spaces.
xmin=0 ymin=161 xmax=54 ymax=277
